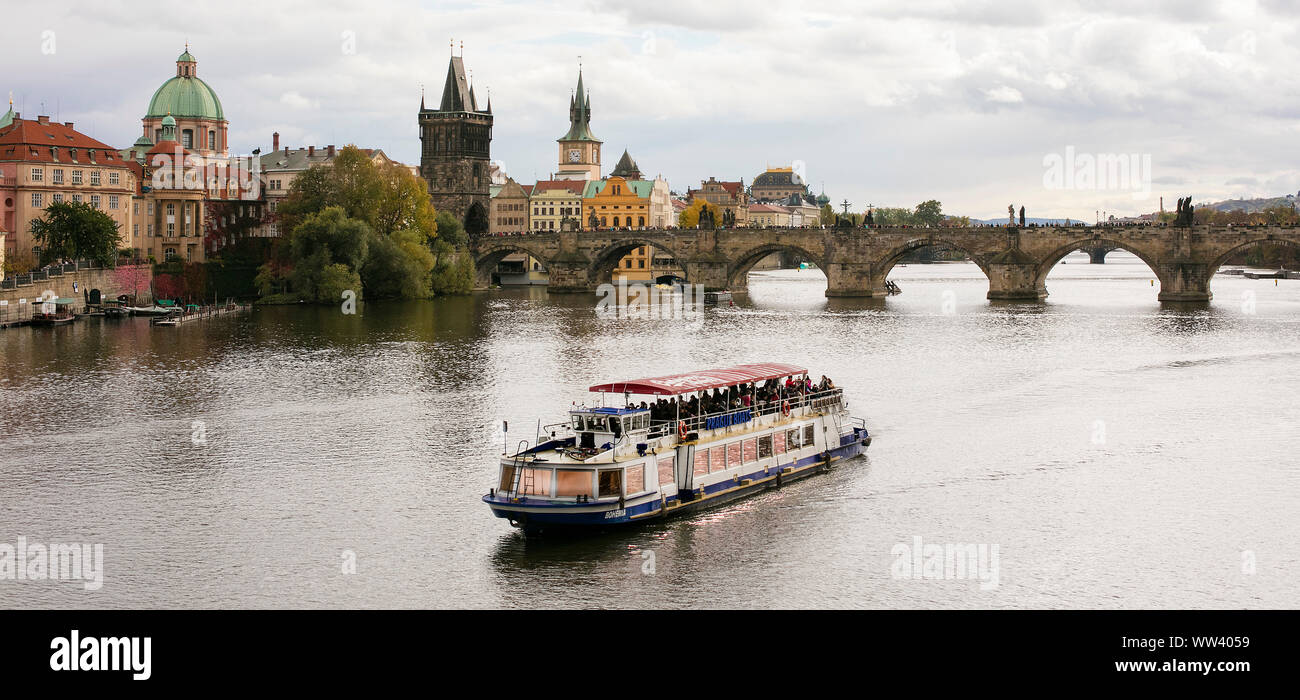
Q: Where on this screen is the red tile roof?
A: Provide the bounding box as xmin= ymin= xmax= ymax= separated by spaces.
xmin=531 ymin=179 xmax=586 ymax=195
xmin=0 ymin=116 xmax=129 ymax=166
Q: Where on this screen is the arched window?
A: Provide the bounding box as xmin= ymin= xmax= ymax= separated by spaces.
xmin=612 ymin=216 xmax=620 ymax=227
xmin=638 ymin=216 xmax=645 ymax=227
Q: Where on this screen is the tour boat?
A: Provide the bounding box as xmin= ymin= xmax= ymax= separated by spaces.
xmin=483 ymin=363 xmax=871 ymax=535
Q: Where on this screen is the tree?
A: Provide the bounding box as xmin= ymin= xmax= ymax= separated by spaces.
xmin=914 ymin=200 xmax=944 ymax=227
xmin=278 ymin=146 xmax=437 ymax=240
xmin=873 ymin=207 xmax=915 ymax=226
xmin=678 ymin=199 xmax=714 ymax=228
xmin=29 ymin=201 xmax=122 ymax=266
xmin=287 ymin=207 xmax=371 ymax=303
xmin=819 ymin=204 xmax=835 ymax=226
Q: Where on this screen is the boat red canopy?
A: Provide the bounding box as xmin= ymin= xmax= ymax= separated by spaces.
xmin=589 ymin=363 xmax=807 ymax=396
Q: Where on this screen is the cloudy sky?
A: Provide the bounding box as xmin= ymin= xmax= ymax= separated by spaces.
xmin=4 ymin=0 xmax=1298 ymax=220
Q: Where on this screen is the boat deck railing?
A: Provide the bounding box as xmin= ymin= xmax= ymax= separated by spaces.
xmin=649 ymin=387 xmax=845 ymax=436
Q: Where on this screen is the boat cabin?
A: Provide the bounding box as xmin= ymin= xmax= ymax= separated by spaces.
xmin=570 ymin=406 xmax=649 ymax=450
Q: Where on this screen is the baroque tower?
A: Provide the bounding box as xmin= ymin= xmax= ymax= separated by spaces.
xmin=419 ymin=51 xmax=493 ymax=226
xmin=554 ymin=69 xmax=601 ymax=180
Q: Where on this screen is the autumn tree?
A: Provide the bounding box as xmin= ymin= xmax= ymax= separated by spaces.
xmin=29 ymin=201 xmax=122 ymax=266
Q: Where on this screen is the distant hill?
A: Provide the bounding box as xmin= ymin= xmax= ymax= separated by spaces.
xmin=968 ymin=217 xmax=1082 ymax=226
xmin=1198 ymin=194 xmax=1298 ymax=213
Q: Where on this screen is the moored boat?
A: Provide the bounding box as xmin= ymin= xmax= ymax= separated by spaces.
xmin=30 ymin=298 xmax=78 ymax=326
xmin=483 ymin=362 xmax=871 ymax=535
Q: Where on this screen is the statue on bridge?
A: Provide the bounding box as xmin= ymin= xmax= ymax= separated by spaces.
xmin=865 ymin=209 xmax=874 ymax=227
xmin=698 ymin=203 xmax=716 ymax=230
xmin=1008 ymin=204 xmax=1015 ymax=226
xmin=1019 ymin=205 xmax=1025 ymax=227
xmin=1175 ymin=196 xmax=1195 ymax=226
xmin=588 ymin=209 xmax=600 ymax=231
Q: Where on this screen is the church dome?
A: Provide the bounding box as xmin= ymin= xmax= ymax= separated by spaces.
xmin=146 ymin=49 xmax=225 ymax=120
xmin=816 ymin=191 xmax=830 ymax=206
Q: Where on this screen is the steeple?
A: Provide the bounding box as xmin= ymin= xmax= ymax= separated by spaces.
xmin=176 ymin=45 xmax=197 ymax=78
xmin=559 ymin=68 xmax=599 ymax=143
xmin=0 ymin=92 xmax=14 ymax=130
xmin=438 ymin=55 xmax=481 ymax=112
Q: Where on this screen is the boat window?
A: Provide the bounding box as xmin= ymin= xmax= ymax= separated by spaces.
xmin=804 ymin=425 xmax=815 ymax=445
xmin=586 ymin=416 xmax=607 ymax=432
xmin=709 ymin=446 xmax=726 ymax=472
xmin=498 ymin=465 xmax=517 ymax=492
xmin=758 ymin=435 xmax=773 ymax=459
xmin=693 ymin=450 xmax=708 ymax=476
xmin=775 ymin=430 xmax=787 ymax=454
xmin=625 ymin=465 xmax=645 ymax=494
xmin=520 ymin=468 xmax=552 ymax=496
xmin=743 ymin=439 xmax=757 ymax=463
xmin=657 ymin=457 xmax=674 ymax=488
xmin=571 ymin=416 xmax=583 ymax=430
xmin=598 ymin=469 xmax=623 ymax=498
xmin=787 ymin=429 xmax=801 ymax=449
xmin=556 ymin=469 xmax=593 ymax=498
xmin=727 ymin=442 xmax=741 ymax=466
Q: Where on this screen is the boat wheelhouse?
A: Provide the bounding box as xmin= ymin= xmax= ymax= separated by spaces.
xmin=30 ymin=298 xmax=78 ymax=326
xmin=483 ymin=363 xmax=870 ymax=534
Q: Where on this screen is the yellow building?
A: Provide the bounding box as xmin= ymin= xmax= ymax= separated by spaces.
xmin=529 ymin=180 xmax=585 ymax=232
xmin=582 ymin=176 xmax=651 ymax=230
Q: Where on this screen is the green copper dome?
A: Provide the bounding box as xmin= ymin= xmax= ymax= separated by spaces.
xmin=178 ymin=50 xmax=196 ymax=63
xmin=147 ymin=76 xmax=224 ymax=120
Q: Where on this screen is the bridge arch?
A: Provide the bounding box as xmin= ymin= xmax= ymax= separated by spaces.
xmin=1035 ymin=237 xmax=1166 ymax=294
xmin=473 ymin=241 xmax=551 ymax=289
xmin=870 ymin=237 xmax=992 ymax=295
xmin=1206 ymin=236 xmax=1300 ymax=277
xmin=587 ymin=238 xmax=684 ymax=286
xmin=727 ymin=243 xmax=826 ymax=289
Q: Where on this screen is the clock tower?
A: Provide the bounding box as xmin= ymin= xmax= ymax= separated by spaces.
xmin=554 ymin=69 xmax=601 ymax=180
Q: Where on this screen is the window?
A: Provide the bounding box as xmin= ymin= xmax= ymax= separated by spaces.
xmin=90 ymin=171 xmax=101 ymax=186
xmin=72 ymin=194 xmax=82 ymax=203
xmin=556 ymin=469 xmax=591 ymax=498
xmin=625 ymin=465 xmax=645 ymax=494
xmin=164 ymin=247 xmax=176 ymax=260
xmin=90 ymin=194 xmax=101 ymax=209
xmin=775 ymin=430 xmax=787 ymax=454
xmin=71 ymin=170 xmax=83 ymax=185
xmin=30 ymin=167 xmax=43 ymax=182
xmin=109 ymin=172 xmax=120 ymax=185
xmin=743 ymin=438 xmax=757 ymax=463
xmin=598 ymin=469 xmax=622 ymax=498
xmin=758 ymin=435 xmax=773 ymax=459
xmin=182 ymin=130 xmax=193 ymax=148
xmin=166 ymin=203 xmax=175 ymax=217
xmin=148 ymin=202 xmax=154 ymax=215
xmin=709 ymin=446 xmax=726 ymax=472
xmin=728 ymin=442 xmax=742 ymax=466
xmin=657 ymin=457 xmax=675 ymax=489
xmin=269 ymin=179 xmax=281 ymax=190
xmin=133 ymin=201 xmax=139 ymax=215
xmin=52 ymin=169 xmax=63 ymax=184
xmin=167 ymin=222 xmax=175 ymax=237
xmin=51 ymin=193 xmax=63 ymax=204
xmin=31 ymin=192 xmax=43 ymax=207
xmin=208 ymin=131 xmax=215 ymax=150
xmin=804 ymin=425 xmax=815 ymax=445
xmin=109 ymin=195 xmax=119 ymax=209
xmin=693 ymin=449 xmax=708 ymax=477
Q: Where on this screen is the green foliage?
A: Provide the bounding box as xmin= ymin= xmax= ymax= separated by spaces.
xmin=286 ymin=207 xmax=370 ymax=303
xmin=914 ymin=200 xmax=944 ymax=227
xmin=434 ymin=211 xmax=467 ymax=247
xmin=29 ymin=201 xmax=122 ymax=265
xmin=361 ymin=229 xmax=432 ymax=299
xmin=279 ymin=145 xmax=437 ymax=240
xmin=431 ymin=250 xmax=474 ymax=295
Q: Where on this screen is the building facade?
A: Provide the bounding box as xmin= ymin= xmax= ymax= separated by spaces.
xmin=419 ymin=54 xmax=493 ymax=225
xmin=0 ymin=108 xmax=138 ymax=268
xmin=688 ymin=176 xmax=748 ymax=226
xmin=530 ymin=180 xmax=584 ymax=232
xmin=583 ymin=176 xmax=651 ymax=230
xmin=751 ymin=166 xmax=808 ymax=202
xmin=490 ymin=178 xmax=532 ymax=234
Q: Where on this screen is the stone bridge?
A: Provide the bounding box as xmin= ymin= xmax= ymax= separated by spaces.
xmin=469 ymin=225 xmax=1300 ymax=301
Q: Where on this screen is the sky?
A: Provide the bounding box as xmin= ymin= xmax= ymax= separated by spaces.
xmin=4 ymin=0 xmax=1299 ymax=221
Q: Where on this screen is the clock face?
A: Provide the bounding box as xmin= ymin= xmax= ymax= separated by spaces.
xmin=568 ymin=149 xmax=581 ymax=163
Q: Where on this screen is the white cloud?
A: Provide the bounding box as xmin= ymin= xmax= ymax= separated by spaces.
xmin=983 ymin=86 xmax=1024 ymax=104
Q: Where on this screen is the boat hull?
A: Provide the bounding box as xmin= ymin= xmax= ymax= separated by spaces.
xmin=484 ymin=428 xmax=871 ymax=536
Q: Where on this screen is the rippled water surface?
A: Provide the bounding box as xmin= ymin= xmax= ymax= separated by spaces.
xmin=2 ymin=252 xmax=1298 ymax=608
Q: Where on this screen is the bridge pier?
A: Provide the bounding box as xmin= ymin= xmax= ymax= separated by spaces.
xmin=684 ymin=260 xmax=730 ymax=292
xmin=1156 ymin=263 xmax=1212 ymax=302
xmin=986 ymin=255 xmax=1046 ymax=301
xmin=545 ymin=259 xmax=594 ymax=293
xmin=1087 ymin=246 xmax=1113 ymax=264
xmin=825 ymin=263 xmax=877 ymax=297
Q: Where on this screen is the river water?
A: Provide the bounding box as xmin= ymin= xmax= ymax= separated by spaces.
xmin=1 ymin=251 xmax=1297 ymax=609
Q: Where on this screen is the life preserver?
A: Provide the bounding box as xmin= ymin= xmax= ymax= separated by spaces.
xmin=781 ymin=401 xmax=791 ymax=417
xmin=678 ymin=421 xmax=688 ymax=440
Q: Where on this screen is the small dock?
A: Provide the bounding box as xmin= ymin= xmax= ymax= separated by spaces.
xmin=151 ymin=303 xmax=251 ymax=326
